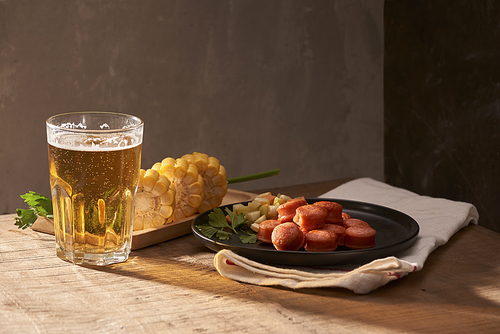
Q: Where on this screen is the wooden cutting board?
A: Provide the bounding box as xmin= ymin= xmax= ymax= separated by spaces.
xmin=31 ymin=188 xmax=257 ymax=250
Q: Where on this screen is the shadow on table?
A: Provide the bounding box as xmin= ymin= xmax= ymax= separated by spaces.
xmin=84 ymin=224 xmax=500 ymax=331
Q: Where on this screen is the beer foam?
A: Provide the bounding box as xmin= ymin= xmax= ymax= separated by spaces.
xmin=60 ymin=122 xmax=87 ymax=129
xmin=50 ymin=133 xmax=141 ymax=151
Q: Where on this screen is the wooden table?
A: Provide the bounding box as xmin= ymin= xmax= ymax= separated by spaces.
xmin=1 ymin=179 xmax=499 ymax=333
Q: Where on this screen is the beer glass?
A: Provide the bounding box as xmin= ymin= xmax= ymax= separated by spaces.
xmin=46 ymin=112 xmax=143 ymax=266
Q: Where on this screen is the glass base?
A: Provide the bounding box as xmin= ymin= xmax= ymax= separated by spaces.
xmin=57 ymin=247 xmax=130 ymax=266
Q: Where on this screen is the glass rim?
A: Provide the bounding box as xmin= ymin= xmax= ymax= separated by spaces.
xmin=46 ymin=111 xmax=143 ymax=134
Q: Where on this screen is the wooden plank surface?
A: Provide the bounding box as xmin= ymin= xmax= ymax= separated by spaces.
xmin=1 ymin=180 xmax=500 ymax=333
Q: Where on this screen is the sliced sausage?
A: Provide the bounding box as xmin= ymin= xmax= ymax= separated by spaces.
xmin=313 ymin=201 xmax=343 ymax=224
xmin=304 ymin=229 xmax=338 ymax=252
xmin=344 ymin=226 xmax=377 ymax=249
xmin=322 ymin=223 xmax=346 ymax=246
xmin=256 ymin=220 xmax=282 ymax=244
xmin=271 ymin=222 xmax=305 ymax=251
xmin=342 ymin=218 xmax=371 ymax=229
xmin=293 ymin=205 xmax=327 ymax=231
xmin=277 ymin=197 xmax=308 ymax=223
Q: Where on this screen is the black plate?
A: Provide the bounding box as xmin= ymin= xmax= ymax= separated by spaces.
xmin=191 ymin=198 xmax=419 ymax=266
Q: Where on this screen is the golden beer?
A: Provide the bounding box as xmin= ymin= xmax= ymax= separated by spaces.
xmin=46 ymin=112 xmax=143 ymax=265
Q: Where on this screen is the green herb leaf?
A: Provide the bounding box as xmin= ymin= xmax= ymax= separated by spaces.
xmin=197 ymin=206 xmax=259 ymax=243
xmin=20 ymin=191 xmax=53 ymax=217
xmin=14 ymin=208 xmax=39 ymax=229
xmin=224 ymin=208 xmax=246 ymax=231
xmin=208 ymin=208 xmax=232 ymax=230
xmin=215 ymin=229 xmax=232 ymax=240
xmin=196 ymin=224 xmax=233 ymax=241
xmin=196 ymin=224 xmax=219 ymax=238
xmin=239 ymin=233 xmax=258 ymax=244
xmin=14 ymin=191 xmax=53 ymax=229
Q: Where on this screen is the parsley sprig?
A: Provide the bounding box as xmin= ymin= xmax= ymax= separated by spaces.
xmin=195 ymin=207 xmax=258 ymax=244
xmin=15 ymin=191 xmax=53 ymax=229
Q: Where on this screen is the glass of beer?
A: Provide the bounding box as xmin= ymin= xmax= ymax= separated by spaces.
xmin=46 ymin=111 xmax=143 ymax=266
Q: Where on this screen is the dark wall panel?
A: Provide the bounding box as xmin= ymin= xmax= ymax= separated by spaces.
xmin=384 ymin=0 xmax=500 ymax=232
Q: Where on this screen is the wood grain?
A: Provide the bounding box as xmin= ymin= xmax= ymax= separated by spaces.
xmin=2 ymin=179 xmax=500 ymax=333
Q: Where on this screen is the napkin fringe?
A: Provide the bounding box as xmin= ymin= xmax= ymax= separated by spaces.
xmin=214 ymin=249 xmax=416 ymax=294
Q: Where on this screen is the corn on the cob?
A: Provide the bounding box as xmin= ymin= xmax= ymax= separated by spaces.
xmin=153 ymin=157 xmax=204 ymax=220
xmin=182 ymin=152 xmax=228 ymax=213
xmin=134 ymin=168 xmax=176 ymax=231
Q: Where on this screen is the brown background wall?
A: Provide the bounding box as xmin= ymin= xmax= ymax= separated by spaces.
xmin=385 ymin=0 xmax=500 ymax=232
xmin=3 ymin=0 xmax=498 ymax=232
xmin=0 ymin=0 xmax=384 ymax=214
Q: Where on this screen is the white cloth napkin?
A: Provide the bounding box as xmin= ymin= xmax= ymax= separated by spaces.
xmin=214 ymin=178 xmax=479 ymax=294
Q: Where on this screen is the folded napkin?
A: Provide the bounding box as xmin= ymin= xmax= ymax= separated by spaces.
xmin=214 ymin=178 xmax=479 ymax=294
